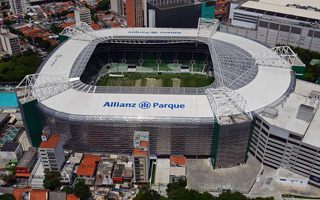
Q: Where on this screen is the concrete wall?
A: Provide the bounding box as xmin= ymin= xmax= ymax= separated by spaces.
xmin=250 ymin=116 xmax=320 ymax=187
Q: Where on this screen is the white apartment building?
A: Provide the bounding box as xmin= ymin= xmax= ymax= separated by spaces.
xmin=225 ymin=0 xmax=320 ymax=52
xmin=0 ymin=32 xmax=21 ymax=55
xmin=9 ymin=0 xmax=27 ymax=13
xmin=38 ymin=133 xmax=65 ymax=171
xmin=74 ymin=7 xmax=92 ymax=26
xmin=110 ymin=0 xmax=124 ymax=16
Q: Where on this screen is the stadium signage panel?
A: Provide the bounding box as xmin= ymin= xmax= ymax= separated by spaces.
xmin=103 ymin=101 xmax=185 ymax=110
xmin=127 ymin=30 xmax=181 ymax=35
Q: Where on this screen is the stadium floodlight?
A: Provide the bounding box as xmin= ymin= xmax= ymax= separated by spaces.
xmin=16 ymin=74 xmax=71 ymax=103
xmin=197 ymin=18 xmax=219 ymax=38
xmin=60 ymin=22 xmax=103 ymax=42
xmin=205 ymin=87 xmax=252 ymax=121
xmin=253 ymin=46 xmax=304 ymax=69
xmin=271 ymin=46 xmax=305 ymax=67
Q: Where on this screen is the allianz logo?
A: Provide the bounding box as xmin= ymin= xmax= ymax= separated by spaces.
xmin=103 ymin=101 xmax=185 ymax=110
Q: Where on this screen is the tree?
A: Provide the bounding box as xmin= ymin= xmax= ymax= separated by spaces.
xmin=50 ymin=13 xmax=56 ymax=19
xmin=201 ymin=192 xmax=217 ymax=200
xmin=2 ymin=174 xmax=16 ymax=186
xmin=62 ymin=186 xmax=74 ymax=194
xmin=33 ymin=37 xmax=52 ymax=50
xmin=291 ymin=46 xmax=320 ymax=83
xmin=43 ymin=170 xmax=61 ymax=191
xmin=74 ymin=180 xmax=91 ymax=200
xmin=97 ymin=0 xmax=110 ymax=10
xmin=4 ymin=19 xmax=14 ymax=26
xmin=133 ymin=185 xmax=273 ymax=200
xmin=34 ymin=37 xmax=43 ymax=45
xmin=24 ymin=15 xmax=32 ymax=21
xmin=3 ymin=11 xmax=8 ymax=18
xmin=0 ymin=193 xmax=15 ymax=200
xmin=303 ymin=72 xmax=316 ymax=82
xmin=167 ymin=188 xmax=216 ymax=200
xmin=218 ymin=192 xmax=247 ymax=200
xmin=0 ymin=51 xmax=41 ymax=82
xmin=166 ymin=179 xmax=187 ymax=194
xmin=167 ymin=188 xmax=193 ymax=200
xmin=134 ymin=186 xmax=166 ymax=200
xmin=50 ymin=24 xmax=63 ymax=35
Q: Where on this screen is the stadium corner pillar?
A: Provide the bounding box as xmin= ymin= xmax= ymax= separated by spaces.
xmin=244 ymin=117 xmax=255 ymax=162
xmin=19 ymin=99 xmax=43 ymax=147
xmin=58 ymin=35 xmax=69 ymax=43
xmin=210 ymin=120 xmax=220 ymax=169
xmin=211 ymin=114 xmax=253 ymax=169
xmin=292 ymin=65 xmax=306 ymax=80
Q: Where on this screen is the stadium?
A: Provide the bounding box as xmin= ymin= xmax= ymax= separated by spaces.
xmin=16 ymin=19 xmax=302 ymax=168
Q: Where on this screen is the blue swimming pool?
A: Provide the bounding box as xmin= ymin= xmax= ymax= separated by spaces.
xmin=0 ymin=92 xmax=18 ymax=108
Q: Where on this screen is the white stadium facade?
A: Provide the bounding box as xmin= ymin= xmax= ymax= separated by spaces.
xmin=15 ymin=19 xmax=320 ymax=186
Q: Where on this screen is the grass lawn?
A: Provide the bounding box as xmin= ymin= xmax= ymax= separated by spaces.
xmin=97 ymin=72 xmax=213 ymax=87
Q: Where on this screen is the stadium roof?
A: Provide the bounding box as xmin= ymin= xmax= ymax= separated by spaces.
xmin=24 ymin=27 xmax=295 ymax=123
xmin=259 ymin=0 xmax=320 ymax=8
xmin=241 ymin=0 xmax=320 ymax=20
xmin=42 ymin=90 xmax=214 ymax=119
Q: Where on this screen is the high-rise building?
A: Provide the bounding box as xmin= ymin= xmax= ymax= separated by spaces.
xmin=146 ymin=0 xmax=215 ymax=28
xmin=132 ymin=131 xmax=149 ymax=183
xmin=214 ymin=0 xmax=228 ymax=19
xmin=9 ymin=0 xmax=27 ymax=14
xmin=126 ymin=0 xmax=144 ymax=27
xmin=74 ymin=7 xmax=92 ymax=26
xmin=38 ymin=133 xmax=65 ymax=171
xmin=0 ymin=0 xmax=10 ymax=8
xmin=111 ymin=0 xmax=124 ymax=16
xmin=0 ymin=32 xmax=21 ymax=55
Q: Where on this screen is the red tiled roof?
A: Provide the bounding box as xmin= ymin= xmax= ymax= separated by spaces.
xmin=91 ymin=22 xmax=102 ymax=30
xmin=30 ymin=189 xmax=47 ymax=200
xmin=77 ymin=154 xmax=100 ymax=177
xmin=19 ymin=28 xmax=40 ymax=37
xmin=60 ymin=22 xmax=75 ymax=28
xmin=67 ymin=194 xmax=80 ymax=200
xmin=170 ymin=155 xmax=186 ymax=166
xmin=133 ymin=148 xmax=148 ymax=157
xmin=140 ymin=141 xmax=149 ymax=148
xmin=13 ymin=188 xmax=31 ymax=200
xmin=111 ymin=22 xmax=121 ymax=28
xmin=39 ymin=133 xmax=60 ymax=148
xmin=66 ymin=13 xmax=75 ymax=18
xmin=15 ymin=172 xmax=31 ymax=177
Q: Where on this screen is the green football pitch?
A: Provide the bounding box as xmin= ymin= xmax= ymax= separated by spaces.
xmin=97 ymin=72 xmax=213 ymax=87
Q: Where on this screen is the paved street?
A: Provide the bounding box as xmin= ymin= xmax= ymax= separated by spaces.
xmin=187 ymin=155 xmax=261 ymax=193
